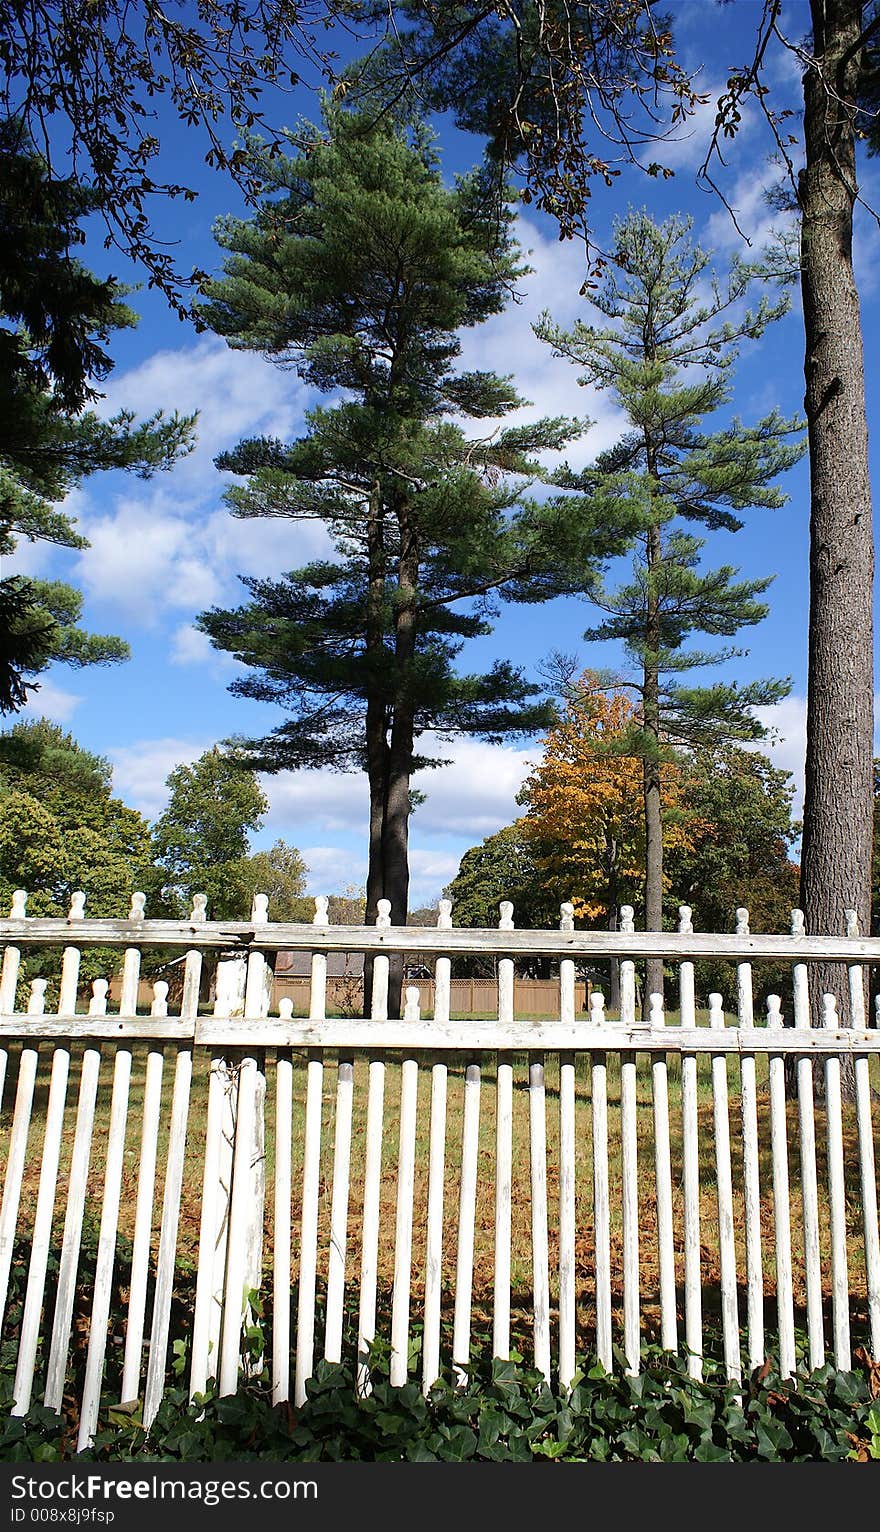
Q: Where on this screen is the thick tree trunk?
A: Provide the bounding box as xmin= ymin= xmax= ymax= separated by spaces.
xmin=363 ymin=696 xmax=389 ymax=1013
xmin=363 ymin=482 xmax=389 ymax=1014
xmin=382 ymin=506 xmax=420 ymax=1017
xmin=798 ymin=0 xmax=874 ymax=1082
xmin=383 ymin=716 xmax=413 ymax=1018
xmin=643 ymin=519 xmax=664 ymax=1009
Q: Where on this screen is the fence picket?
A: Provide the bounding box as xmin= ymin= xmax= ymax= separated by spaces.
xmin=558 ymin=903 xmax=577 ymax=1392
xmin=792 ymin=908 xmax=824 ymax=1370
xmin=144 ymin=914 xmax=203 ymax=1427
xmin=46 ymin=914 xmax=100 ymax=1411
xmin=735 ymin=908 xmax=764 ymax=1373
xmin=325 ymin=1051 xmax=354 ymax=1365
xmin=493 ymin=902 xmax=514 ymax=1364
xmin=12 ymin=904 xmax=82 ymax=1414
xmin=271 ymin=998 xmax=294 ymax=1406
xmin=619 ymin=908 xmax=639 ymax=1376
xmin=77 ymin=973 xmax=133 ymax=1450
xmin=0 ymin=978 xmax=44 ymax=1339
xmin=295 ymin=896 xmax=332 ymax=1407
xmin=589 ymin=990 xmax=612 ymax=1372
xmin=848 ymin=911 xmax=880 ymax=1356
xmin=121 ymin=898 xmax=166 ymax=1406
xmin=453 ymin=1058 xmax=481 ymax=1387
xmin=357 ymin=899 xmax=390 ymax=1395
xmin=649 ymin=993 xmax=677 ymax=1352
xmin=0 ymin=891 xmax=26 ymax=1110
xmin=423 ymin=902 xmax=451 ymax=1395
xmin=710 ymin=993 xmax=741 ymax=1382
xmin=822 ymin=994 xmax=851 ymax=1368
xmin=767 ymin=995 xmax=796 ymax=1378
xmin=390 ymin=990 xmax=420 ymax=1386
xmin=678 ymin=907 xmax=702 ymax=1380
xmin=529 ymin=1050 xmax=551 ymax=1383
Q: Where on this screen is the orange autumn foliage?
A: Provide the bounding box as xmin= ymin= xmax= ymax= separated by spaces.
xmin=519 ymin=674 xmax=695 ymax=922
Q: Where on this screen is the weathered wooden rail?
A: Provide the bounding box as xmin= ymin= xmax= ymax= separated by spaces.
xmin=0 ymin=890 xmax=879 ymax=1451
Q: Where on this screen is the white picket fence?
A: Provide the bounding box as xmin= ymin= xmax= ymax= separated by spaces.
xmin=1 ymin=889 xmax=879 ymax=1450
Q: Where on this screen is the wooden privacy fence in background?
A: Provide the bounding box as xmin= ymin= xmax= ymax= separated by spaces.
xmin=1 ymin=891 xmax=879 ymax=1451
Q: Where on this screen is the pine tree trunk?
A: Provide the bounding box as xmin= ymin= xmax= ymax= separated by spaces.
xmin=798 ymin=0 xmax=874 ymax=1091
xmin=363 ymin=484 xmax=389 ymax=1014
xmin=382 ymin=505 xmax=419 ymax=1018
xmin=643 ymin=519 xmax=664 ymax=1009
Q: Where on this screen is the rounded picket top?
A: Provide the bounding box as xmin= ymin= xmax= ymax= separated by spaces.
xmin=709 ymin=993 xmax=725 ymax=1028
xmin=151 ymin=981 xmax=169 ymax=1016
xmin=767 ymin=994 xmax=783 ymax=1028
xmin=589 ymin=990 xmax=605 ymax=1024
xmin=499 ymin=900 xmax=514 ymax=931
xmin=620 ymin=905 xmax=635 ymax=934
xmin=129 ymin=891 xmax=146 ymax=921
xmin=791 ymin=908 xmax=806 ymax=937
xmin=251 ymin=892 xmax=269 ymax=923
xmin=404 ymin=986 xmax=421 ymax=1021
xmin=89 ymin=979 xmax=109 ymax=1015
xmin=68 ymin=891 xmax=86 ymax=921
xmin=278 ymin=997 xmax=294 ymax=1021
xmin=10 ymin=890 xmax=27 ymax=918
xmin=190 ymin=893 xmax=208 ymax=922
xmin=735 ymin=907 xmax=750 ymax=935
xmin=649 ymin=993 xmax=665 ymax=1029
xmin=678 ymin=904 xmax=693 ymax=934
xmin=846 ymin=909 xmax=860 ymax=938
xmin=28 ymin=977 xmax=47 ymax=1013
xmin=560 ymin=901 xmax=574 ymax=931
xmin=313 ymin=894 xmax=330 ymax=927
xmin=822 ymin=993 xmax=839 ymax=1029
xmin=376 ymin=899 xmax=392 ymax=929
xmin=437 ymin=898 xmax=453 ymax=929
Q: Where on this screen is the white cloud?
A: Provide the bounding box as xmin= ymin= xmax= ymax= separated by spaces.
xmin=704 ymin=168 xmax=795 ymax=259
xmin=754 ymin=693 xmax=806 ymax=814
xmin=262 ymin=770 xmax=369 ymax=835
xmin=412 ymin=735 xmax=538 ymax=838
xmin=100 ymin=335 xmax=312 ymax=489
xmin=407 ymin=848 xmax=464 ymax=905
xmin=636 ymin=81 xmax=752 ymax=175
xmin=78 ymin=494 xmax=224 ymax=618
xmin=456 ymin=215 xmax=628 ymax=470
xmin=299 ymin=844 xmax=368 ymax=898
xmin=109 ymin=736 xmax=209 ymax=818
xmin=21 ymin=679 xmax=83 ymax=724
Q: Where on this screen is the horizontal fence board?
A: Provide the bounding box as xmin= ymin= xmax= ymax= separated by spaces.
xmin=3 ymin=1015 xmax=880 ymax=1052
xmin=194 ymin=1021 xmax=880 ymax=1053
xmin=6 ymin=917 xmax=880 ymax=961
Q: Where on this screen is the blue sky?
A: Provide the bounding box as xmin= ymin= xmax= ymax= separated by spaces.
xmin=6 ymin=0 xmax=880 ymax=913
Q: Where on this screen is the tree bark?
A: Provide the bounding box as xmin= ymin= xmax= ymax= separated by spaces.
xmin=798 ymin=0 xmax=874 ymax=1081
xmin=382 ymin=502 xmax=420 ymax=1017
xmin=363 ymin=482 xmax=389 ymax=1014
xmin=643 ymin=518 xmax=665 ymax=1009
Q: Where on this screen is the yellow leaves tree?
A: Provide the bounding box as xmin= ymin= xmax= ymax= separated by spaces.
xmin=519 ymin=673 xmax=693 ymax=931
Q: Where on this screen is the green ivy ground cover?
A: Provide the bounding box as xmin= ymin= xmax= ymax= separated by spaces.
xmin=2 ymin=1344 xmax=879 ymax=1464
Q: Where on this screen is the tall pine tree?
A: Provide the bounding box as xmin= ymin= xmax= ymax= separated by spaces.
xmin=197 ymin=110 xmax=631 ymax=1000
xmin=535 ymin=211 xmax=805 ymax=998
xmin=0 ymin=122 xmax=195 ymax=712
